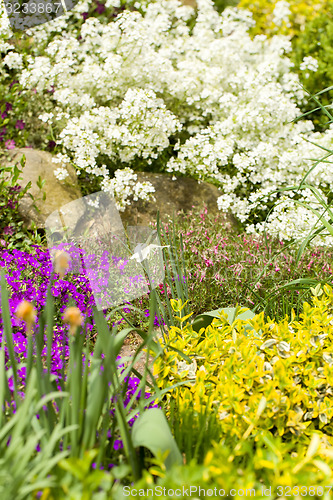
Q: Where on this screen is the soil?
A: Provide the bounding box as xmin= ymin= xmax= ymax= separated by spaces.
xmin=119 ymin=330 xmax=162 ymax=381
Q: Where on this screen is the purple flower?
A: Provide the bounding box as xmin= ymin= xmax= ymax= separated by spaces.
xmin=8 ymin=377 xmax=14 ymax=392
xmin=0 ymin=245 xmax=156 ymax=462
xmin=113 ymin=439 xmax=123 ymax=451
xmin=10 ymin=186 xmax=21 ymax=193
xmin=154 ymin=314 xmax=165 ymax=327
xmin=15 ymin=120 xmax=25 ymax=130
xmin=95 ymin=2 xmax=105 ymax=14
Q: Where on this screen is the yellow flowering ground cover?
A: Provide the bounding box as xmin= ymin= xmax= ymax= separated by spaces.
xmin=154 ymin=287 xmax=333 ymax=450
xmin=112 ymin=289 xmax=333 ymax=497
xmin=237 ymin=0 xmax=327 ymax=38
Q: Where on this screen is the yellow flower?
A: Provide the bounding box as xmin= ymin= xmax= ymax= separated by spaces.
xmin=53 ymin=250 xmax=70 ymax=278
xmin=63 ymin=307 xmax=83 ymax=334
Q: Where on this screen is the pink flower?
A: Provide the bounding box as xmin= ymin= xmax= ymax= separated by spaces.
xmin=307 ymin=259 xmax=314 ymax=270
xmin=3 ymin=226 xmax=14 ymax=236
xmin=5 ymin=139 xmax=15 ymax=150
xmin=204 ymin=258 xmax=213 ymax=267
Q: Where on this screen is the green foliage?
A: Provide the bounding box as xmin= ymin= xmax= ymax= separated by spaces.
xmin=131 ymin=408 xmax=183 ymax=470
xmin=0 ymin=269 xmax=181 ymax=497
xmin=0 ymin=369 xmax=73 ymax=500
xmin=155 ymin=208 xmax=333 ymax=323
xmin=56 ymin=450 xmax=113 ymax=499
xmin=154 ymin=289 xmax=333 ymax=467
xmin=291 ymin=2 xmax=333 ymax=127
xmin=191 ymin=305 xmax=256 ymax=334
xmin=114 ymin=436 xmax=333 ymax=499
xmin=115 ymin=212 xmax=191 ymax=334
xmin=0 ymin=154 xmax=44 ymax=250
xmin=213 ymin=0 xmax=238 ymax=13
xmin=258 ymin=91 xmax=333 ymax=311
xmin=0 ymin=82 xmax=30 ymax=149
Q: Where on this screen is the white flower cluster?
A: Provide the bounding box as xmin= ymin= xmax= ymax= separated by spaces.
xmin=246 ymin=187 xmax=333 ymax=247
xmin=300 ymin=56 xmax=319 ymax=72
xmin=0 ymin=0 xmax=15 ymax=76
xmin=4 ymin=0 xmax=333 ymax=243
xmin=101 ymin=167 xmax=156 ymax=211
xmin=3 ymin=51 xmax=23 ymax=69
xmin=55 ymin=88 xmax=181 ymax=172
xmin=0 ymin=0 xmax=11 ymax=39
xmin=300 ymin=56 xmax=319 ymax=79
xmin=272 ymin=0 xmax=291 ymax=28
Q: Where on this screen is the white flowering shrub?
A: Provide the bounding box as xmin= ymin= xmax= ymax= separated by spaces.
xmin=271 ymin=0 xmax=291 ymax=28
xmin=0 ymin=1 xmax=13 ymax=60
xmin=2 ymin=0 xmax=333 ymax=243
xmin=246 ymin=188 xmax=333 ymax=246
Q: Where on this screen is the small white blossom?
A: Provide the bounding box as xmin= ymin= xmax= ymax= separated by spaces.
xmin=272 ymin=1 xmax=291 ymax=28
xmin=3 ymin=51 xmax=23 ymax=70
xmin=54 ymin=167 xmax=69 ymax=181
xmin=300 ymin=56 xmax=319 ymax=72
xmin=39 ymin=113 xmax=54 ymax=123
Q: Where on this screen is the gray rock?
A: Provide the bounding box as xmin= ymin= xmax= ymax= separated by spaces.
xmin=3 ymin=149 xmax=236 ymax=231
xmin=121 ymin=171 xmax=237 ymax=227
xmin=4 ymin=148 xmax=83 ymax=229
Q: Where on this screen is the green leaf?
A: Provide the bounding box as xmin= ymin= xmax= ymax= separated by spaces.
xmin=131 ymin=408 xmax=182 ymax=470
xmin=191 ymin=306 xmax=257 ymax=334
xmin=111 ymin=464 xmax=131 ymax=480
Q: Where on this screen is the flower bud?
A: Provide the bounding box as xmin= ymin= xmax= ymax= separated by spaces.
xmin=53 ymin=250 xmax=70 ymax=278
xmin=15 ymin=301 xmax=36 ymax=335
xmin=63 ymin=307 xmax=83 ymax=334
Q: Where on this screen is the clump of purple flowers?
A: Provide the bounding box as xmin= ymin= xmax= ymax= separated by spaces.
xmin=0 ymin=245 xmax=96 ymax=383
xmin=0 ymin=245 xmax=158 ymax=456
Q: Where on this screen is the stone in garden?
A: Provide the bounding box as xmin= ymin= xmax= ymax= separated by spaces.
xmin=3 ymin=148 xmax=236 ymax=230
xmin=181 ymin=0 xmax=197 ymax=6
xmin=4 ymin=148 xmax=83 ymax=229
xmin=121 ymin=171 xmax=237 ymax=227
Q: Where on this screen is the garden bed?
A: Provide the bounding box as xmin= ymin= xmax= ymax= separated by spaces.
xmin=2 ymin=0 xmax=333 ymax=498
